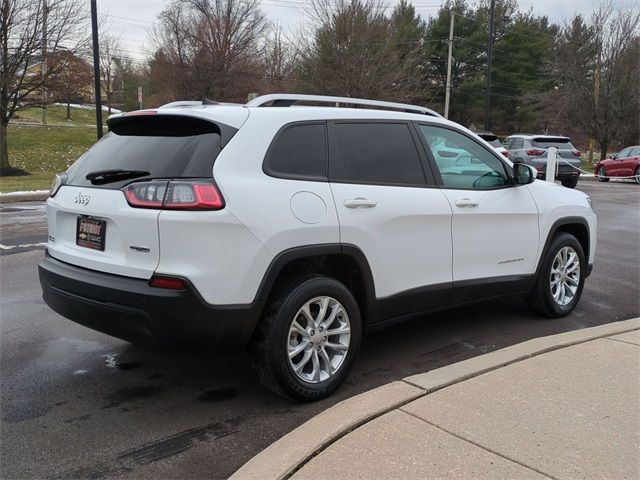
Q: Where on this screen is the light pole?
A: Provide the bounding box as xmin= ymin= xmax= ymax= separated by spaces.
xmin=90 ymin=0 xmax=103 ymax=139
xmin=444 ymin=12 xmax=455 ymax=119
xmin=484 ymin=4 xmax=512 ymax=131
xmin=484 ymin=0 xmax=495 ymax=131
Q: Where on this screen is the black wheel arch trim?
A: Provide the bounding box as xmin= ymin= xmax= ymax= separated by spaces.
xmin=536 ymin=216 xmax=592 ymax=278
xmin=252 ymin=243 xmax=379 ymax=322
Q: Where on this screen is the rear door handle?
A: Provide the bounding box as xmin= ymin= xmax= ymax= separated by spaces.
xmin=455 ymin=198 xmax=479 ymax=208
xmin=344 ymin=198 xmax=377 ymax=209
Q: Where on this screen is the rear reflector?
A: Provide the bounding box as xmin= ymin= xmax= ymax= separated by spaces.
xmin=149 ymin=276 xmax=186 ymax=290
xmin=123 ymin=180 xmax=224 ymax=210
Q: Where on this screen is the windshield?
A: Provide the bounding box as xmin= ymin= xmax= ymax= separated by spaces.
xmin=65 ymin=115 xmax=229 ymax=189
xmin=531 ymin=137 xmax=574 ymax=149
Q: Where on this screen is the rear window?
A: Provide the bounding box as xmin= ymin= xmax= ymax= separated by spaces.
xmin=531 ymin=137 xmax=574 ymax=149
xmin=478 ymin=134 xmax=501 ymax=148
xmin=65 ymin=115 xmax=228 ymax=189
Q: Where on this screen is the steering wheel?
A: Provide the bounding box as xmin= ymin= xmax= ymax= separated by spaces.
xmin=472 ymin=171 xmax=502 ymax=188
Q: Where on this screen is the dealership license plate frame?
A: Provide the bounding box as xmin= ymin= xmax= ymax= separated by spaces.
xmin=76 ymin=216 xmax=106 ymax=251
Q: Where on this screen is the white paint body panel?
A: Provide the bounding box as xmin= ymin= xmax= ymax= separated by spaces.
xmin=46 ymin=186 xmax=161 ymax=278
xmin=440 ymin=185 xmax=540 ymax=281
xmin=330 ymin=183 xmax=453 ymax=297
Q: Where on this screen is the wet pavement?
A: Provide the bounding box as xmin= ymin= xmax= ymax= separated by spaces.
xmin=1 ymin=181 xmax=639 ymax=479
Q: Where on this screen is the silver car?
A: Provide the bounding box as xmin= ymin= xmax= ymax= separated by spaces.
xmin=504 ymin=134 xmax=582 ymax=188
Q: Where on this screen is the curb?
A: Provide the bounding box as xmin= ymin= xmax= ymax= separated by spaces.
xmin=231 ymin=318 xmax=640 ymax=480
xmin=0 ymin=191 xmax=49 ymax=203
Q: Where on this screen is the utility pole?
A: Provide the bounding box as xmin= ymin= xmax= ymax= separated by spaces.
xmin=41 ymin=0 xmax=47 ymax=125
xmin=444 ymin=12 xmax=455 ymax=119
xmin=484 ymin=0 xmax=495 ymax=131
xmin=90 ymin=0 xmax=103 ymax=139
xmin=589 ymin=46 xmax=601 ymax=163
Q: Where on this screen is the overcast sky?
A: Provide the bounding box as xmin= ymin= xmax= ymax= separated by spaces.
xmin=99 ymin=0 xmax=631 ymax=65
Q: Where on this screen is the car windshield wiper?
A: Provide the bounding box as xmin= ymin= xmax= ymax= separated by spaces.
xmin=86 ymin=169 xmax=151 ymax=185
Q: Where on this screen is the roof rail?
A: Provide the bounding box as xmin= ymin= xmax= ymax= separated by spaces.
xmin=245 ymin=94 xmax=443 ymax=118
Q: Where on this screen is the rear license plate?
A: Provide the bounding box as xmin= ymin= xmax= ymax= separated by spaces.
xmin=76 ymin=217 xmax=106 ymax=251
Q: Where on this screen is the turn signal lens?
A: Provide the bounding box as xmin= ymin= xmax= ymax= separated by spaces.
xmin=526 ymin=149 xmax=545 ymax=156
xmin=149 ymin=276 xmax=186 ymax=290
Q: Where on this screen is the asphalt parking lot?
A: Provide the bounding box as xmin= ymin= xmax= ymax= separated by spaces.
xmin=1 ymin=180 xmax=638 ymax=479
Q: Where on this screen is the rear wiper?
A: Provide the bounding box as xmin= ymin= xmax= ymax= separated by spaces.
xmin=86 ymin=169 xmax=150 ymax=185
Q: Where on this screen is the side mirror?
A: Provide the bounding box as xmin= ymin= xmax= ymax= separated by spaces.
xmin=609 ymin=153 xmax=616 ymax=159
xmin=513 ymin=163 xmax=536 ymax=185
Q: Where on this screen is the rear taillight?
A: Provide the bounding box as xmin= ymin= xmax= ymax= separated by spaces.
xmin=149 ymin=275 xmax=186 ymax=290
xmin=572 ymin=150 xmax=582 ymax=157
xmin=49 ymin=172 xmax=67 ymax=197
xmin=123 ymin=180 xmax=224 ymax=211
xmin=526 ymin=149 xmax=545 ymax=156
xmin=501 ymin=150 xmax=509 ymax=157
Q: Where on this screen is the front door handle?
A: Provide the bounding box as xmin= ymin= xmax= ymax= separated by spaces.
xmin=344 ymin=198 xmax=377 ymax=209
xmin=455 ymin=198 xmax=479 ymax=208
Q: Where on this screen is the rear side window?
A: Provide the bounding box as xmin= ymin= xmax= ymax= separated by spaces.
xmin=66 ymin=115 xmax=227 ymax=189
xmin=532 ymin=137 xmax=574 ymax=149
xmin=264 ymin=123 xmax=327 ymax=180
xmin=478 ymin=134 xmax=501 ymax=148
xmin=330 ymin=123 xmax=425 ymax=186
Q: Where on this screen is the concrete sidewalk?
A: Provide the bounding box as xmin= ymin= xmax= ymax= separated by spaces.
xmin=232 ymin=318 xmax=640 ymax=480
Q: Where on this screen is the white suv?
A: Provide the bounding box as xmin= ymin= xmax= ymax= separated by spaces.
xmin=39 ymin=94 xmax=596 ymax=401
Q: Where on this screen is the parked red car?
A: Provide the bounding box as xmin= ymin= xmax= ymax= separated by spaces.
xmin=595 ymin=145 xmax=640 ymax=184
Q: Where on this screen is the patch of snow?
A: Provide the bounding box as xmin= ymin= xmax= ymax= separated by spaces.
xmin=53 ymin=103 xmax=122 ymax=113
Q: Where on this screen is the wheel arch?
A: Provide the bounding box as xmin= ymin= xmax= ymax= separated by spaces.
xmin=536 ymin=217 xmax=591 ymax=278
xmin=253 ymin=244 xmax=379 ymax=325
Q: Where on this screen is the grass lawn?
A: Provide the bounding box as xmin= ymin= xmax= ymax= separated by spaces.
xmin=0 ymin=124 xmax=97 ymax=193
xmin=14 ymin=105 xmax=111 ymax=126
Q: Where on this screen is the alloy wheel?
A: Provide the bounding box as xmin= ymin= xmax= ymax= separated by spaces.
xmin=550 ymin=246 xmax=581 ymax=306
xmin=287 ymin=296 xmax=351 ymax=384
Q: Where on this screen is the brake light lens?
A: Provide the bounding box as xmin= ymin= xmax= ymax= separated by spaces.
xmin=501 ymin=150 xmax=509 ymax=157
xmin=149 ymin=275 xmax=186 ymax=290
xmin=526 ymin=149 xmax=545 ymax=156
xmin=123 ymin=180 xmax=224 ymax=210
xmin=572 ymin=150 xmax=582 ymax=157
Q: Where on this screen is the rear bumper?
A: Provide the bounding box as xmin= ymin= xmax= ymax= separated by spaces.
xmin=533 ymin=161 xmax=581 ymax=179
xmin=38 ymin=252 xmax=263 ymax=352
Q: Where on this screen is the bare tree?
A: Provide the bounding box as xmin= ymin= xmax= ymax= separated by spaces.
xmin=99 ymin=33 xmax=123 ymax=115
xmin=260 ymin=25 xmax=295 ymax=93
xmin=152 ymin=0 xmax=267 ymax=102
xmin=47 ymin=49 xmax=92 ymax=119
xmin=295 ymin=0 xmax=423 ymax=102
xmin=0 ymin=0 xmax=88 ymax=174
xmin=553 ymin=3 xmax=640 ymax=158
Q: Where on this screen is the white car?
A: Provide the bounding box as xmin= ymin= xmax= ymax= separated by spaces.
xmin=39 ymin=94 xmax=596 ymax=401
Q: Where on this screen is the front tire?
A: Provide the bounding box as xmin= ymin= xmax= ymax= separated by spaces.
xmin=526 ymin=233 xmax=586 ymax=318
xmin=250 ymin=275 xmax=362 ymax=401
xmin=597 ymin=166 xmax=609 ymax=182
xmin=635 ymin=167 xmax=640 ymax=185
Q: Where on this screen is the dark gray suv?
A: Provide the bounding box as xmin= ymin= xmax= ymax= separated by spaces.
xmin=504 ymin=135 xmax=582 ymax=188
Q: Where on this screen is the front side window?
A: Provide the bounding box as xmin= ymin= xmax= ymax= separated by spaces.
xmin=330 ymin=123 xmax=425 ymax=186
xmin=417 ymin=125 xmax=509 ymax=190
xmin=264 ymin=123 xmax=327 ymax=180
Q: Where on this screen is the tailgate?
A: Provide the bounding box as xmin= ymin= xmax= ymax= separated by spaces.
xmin=46 ymin=186 xmax=161 ymax=278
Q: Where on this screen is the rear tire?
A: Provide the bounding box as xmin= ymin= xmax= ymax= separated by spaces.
xmin=597 ymin=166 xmax=609 ymax=182
xmin=635 ymin=167 xmax=640 ymax=185
xmin=250 ymin=275 xmax=362 ymax=401
xmin=526 ymin=232 xmax=586 ymax=318
xmin=561 ymin=176 xmax=579 ymax=188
